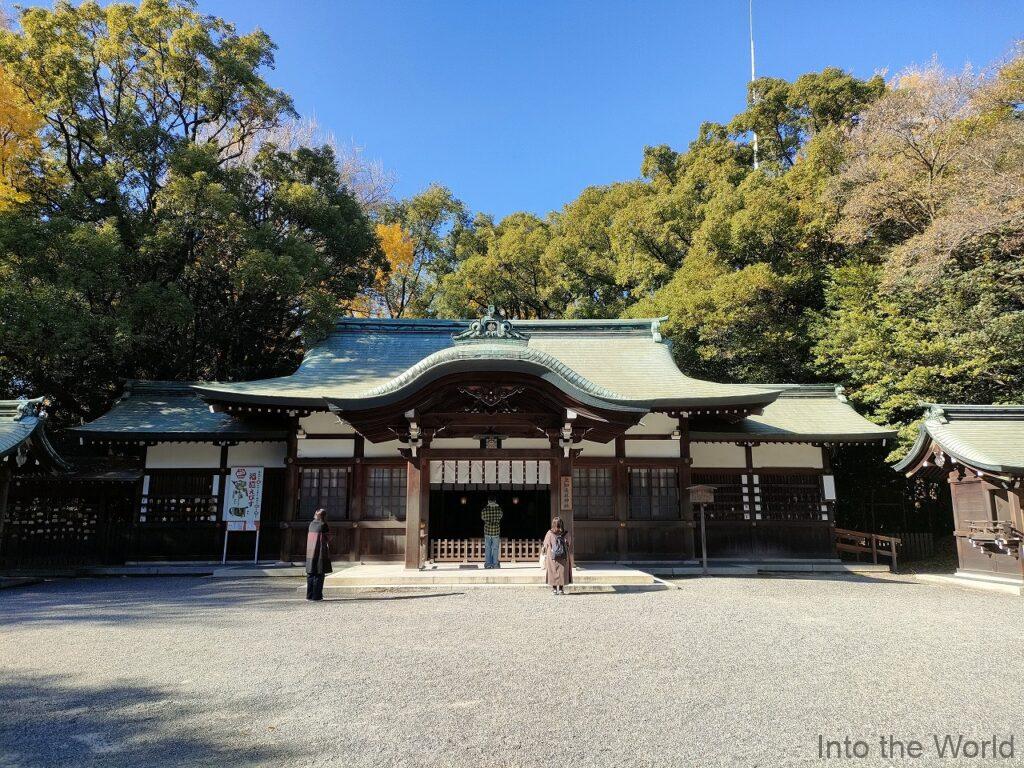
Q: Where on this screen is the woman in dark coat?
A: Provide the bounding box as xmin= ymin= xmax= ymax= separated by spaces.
xmin=542 ymin=516 xmax=572 ymax=595
xmin=305 ymin=509 xmax=332 ymax=601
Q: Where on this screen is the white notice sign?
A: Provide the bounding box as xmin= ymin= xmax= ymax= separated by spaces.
xmin=222 ymin=466 xmax=264 ymax=531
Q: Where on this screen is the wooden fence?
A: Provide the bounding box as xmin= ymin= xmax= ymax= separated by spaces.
xmin=430 ymin=538 xmax=543 ymax=563
xmin=895 ymin=531 xmax=936 ymax=561
xmin=834 ymin=528 xmax=902 ymax=571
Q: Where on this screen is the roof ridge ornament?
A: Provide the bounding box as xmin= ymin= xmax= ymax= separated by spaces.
xmin=452 ymin=305 xmax=529 ymax=344
xmin=14 ymin=396 xmax=48 ymax=421
xmin=925 ymin=404 xmax=949 ymax=424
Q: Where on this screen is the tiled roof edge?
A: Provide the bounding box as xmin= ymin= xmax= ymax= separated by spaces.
xmin=331 ymin=316 xmax=666 ymax=337
xmin=922 ymin=402 xmax=1024 ymax=422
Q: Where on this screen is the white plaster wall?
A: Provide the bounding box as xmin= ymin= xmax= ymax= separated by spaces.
xmin=624 ymin=440 xmax=680 ymax=458
xmin=363 ymin=439 xmax=403 ymax=458
xmin=227 ymin=442 xmax=287 ymax=467
xmin=145 ymin=442 xmax=221 ymax=469
xmin=298 ymin=411 xmax=354 ymax=434
xmin=752 ymin=443 xmax=823 ymax=469
xmin=691 ymin=442 xmax=747 ymax=468
xmin=500 ymin=438 xmax=551 ymax=450
xmin=430 ymin=438 xmax=481 ymax=450
xmin=297 ymin=438 xmax=355 ymax=459
xmin=625 ymin=412 xmax=677 ymax=435
xmin=579 ymin=440 xmax=616 ymax=457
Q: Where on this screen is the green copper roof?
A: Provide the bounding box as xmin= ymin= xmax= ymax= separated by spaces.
xmin=894 ymin=404 xmax=1024 ymax=476
xmin=691 ymin=385 xmax=895 ymax=443
xmin=194 ymin=317 xmax=782 ymax=410
xmin=1 ymin=397 xmax=70 ymax=470
xmin=75 ymin=381 xmax=289 ymax=442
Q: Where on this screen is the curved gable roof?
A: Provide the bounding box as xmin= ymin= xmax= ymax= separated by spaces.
xmin=194 ymin=317 xmax=781 ymax=410
xmin=1 ymin=397 xmax=70 ymax=470
xmin=894 ymin=404 xmax=1024 ymax=476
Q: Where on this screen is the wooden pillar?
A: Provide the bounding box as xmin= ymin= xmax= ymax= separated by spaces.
xmin=678 ymin=416 xmax=695 ymax=560
xmin=555 ymin=453 xmax=574 ymax=537
xmin=0 ymin=465 xmax=10 ymax=561
xmin=404 ymin=455 xmax=428 ymax=569
xmin=350 ymin=436 xmax=365 ymax=562
xmin=280 ymin=418 xmax=299 ymax=563
xmin=419 ymin=450 xmax=430 ymax=566
xmin=615 ymin=436 xmax=628 ymax=560
xmin=744 ymin=442 xmax=757 ymax=556
xmin=1010 ymin=488 xmax=1024 ymax=580
xmin=820 ymin=445 xmax=837 ymax=556
xmin=216 ymin=443 xmax=228 ymax=558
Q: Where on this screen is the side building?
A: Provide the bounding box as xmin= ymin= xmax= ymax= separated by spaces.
xmin=76 ymin=311 xmax=893 ymax=566
xmin=895 ymin=404 xmax=1024 ymax=589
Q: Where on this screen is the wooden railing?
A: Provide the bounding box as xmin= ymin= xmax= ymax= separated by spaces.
xmin=430 ymin=538 xmax=543 ymax=563
xmin=834 ymin=528 xmax=902 ymax=571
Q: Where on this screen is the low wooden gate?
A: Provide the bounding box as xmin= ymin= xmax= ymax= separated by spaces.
xmin=430 ymin=538 xmax=543 ymax=563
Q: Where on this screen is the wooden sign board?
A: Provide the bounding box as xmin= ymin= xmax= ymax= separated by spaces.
xmin=559 ymin=475 xmax=573 ymax=511
xmin=688 ymin=484 xmax=716 ymax=505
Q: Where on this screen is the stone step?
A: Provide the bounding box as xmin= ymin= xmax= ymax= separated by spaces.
xmin=325 ymin=566 xmax=658 ymax=587
xmin=916 ymin=572 xmax=1024 ymax=596
xmin=327 ymin=574 xmax=658 ymax=586
xmin=315 ymin=582 xmax=670 ymax=596
xmin=651 ymin=562 xmax=892 ymax=577
xmin=316 ymin=563 xmax=663 ymax=592
xmin=652 ymin=566 xmax=760 ymax=577
xmin=212 ymin=565 xmax=307 ymax=578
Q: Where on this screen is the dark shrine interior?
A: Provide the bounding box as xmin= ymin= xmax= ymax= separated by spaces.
xmin=429 ymin=489 xmax=550 ymax=539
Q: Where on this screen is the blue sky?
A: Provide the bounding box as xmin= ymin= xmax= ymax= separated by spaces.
xmin=14 ymin=1 xmax=1024 ymax=217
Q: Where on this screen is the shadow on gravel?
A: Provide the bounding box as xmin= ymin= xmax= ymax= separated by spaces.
xmin=0 ymin=577 xmax=299 ymax=628
xmin=0 ymin=673 xmax=298 ymax=768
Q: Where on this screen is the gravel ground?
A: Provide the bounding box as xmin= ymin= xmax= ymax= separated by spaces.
xmin=1 ymin=574 xmax=1023 ymax=768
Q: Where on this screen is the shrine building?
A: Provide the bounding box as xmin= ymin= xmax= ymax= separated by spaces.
xmin=76 ymin=309 xmax=893 ymax=566
xmin=895 ymin=404 xmax=1024 ymax=589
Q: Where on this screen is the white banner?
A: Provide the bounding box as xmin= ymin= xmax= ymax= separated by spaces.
xmin=222 ymin=466 xmax=264 ymax=531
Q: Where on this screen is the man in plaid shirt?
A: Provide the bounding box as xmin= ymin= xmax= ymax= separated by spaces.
xmin=480 ymin=498 xmax=504 ymax=569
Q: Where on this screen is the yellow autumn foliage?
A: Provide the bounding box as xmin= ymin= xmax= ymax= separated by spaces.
xmin=0 ymin=64 xmax=41 ymax=209
xmin=353 ymin=222 xmax=423 ymax=317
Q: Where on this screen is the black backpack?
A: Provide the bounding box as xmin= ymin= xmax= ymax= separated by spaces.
xmin=550 ymin=534 xmax=566 ymax=558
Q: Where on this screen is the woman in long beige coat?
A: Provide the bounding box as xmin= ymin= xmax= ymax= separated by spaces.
xmin=542 ymin=516 xmax=572 ymax=595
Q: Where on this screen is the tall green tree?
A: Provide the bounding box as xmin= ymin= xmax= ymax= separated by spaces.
xmin=0 ymin=1 xmax=381 ymax=418
xmin=814 ymin=58 xmax=1024 ymax=449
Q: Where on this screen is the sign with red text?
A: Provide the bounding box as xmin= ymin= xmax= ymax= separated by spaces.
xmin=222 ymin=466 xmax=264 ymax=531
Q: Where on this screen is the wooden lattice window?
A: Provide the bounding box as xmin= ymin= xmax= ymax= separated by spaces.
xmin=299 ymin=467 xmax=350 ymax=521
xmin=572 ymin=467 xmax=614 ymax=520
xmin=365 ymin=466 xmax=407 ymax=520
xmin=691 ymin=472 xmax=746 ymax=520
xmin=628 ymin=467 xmax=679 ymax=520
xmin=142 ymin=471 xmax=218 ymax=524
xmin=759 ymin=474 xmax=822 ymax=520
